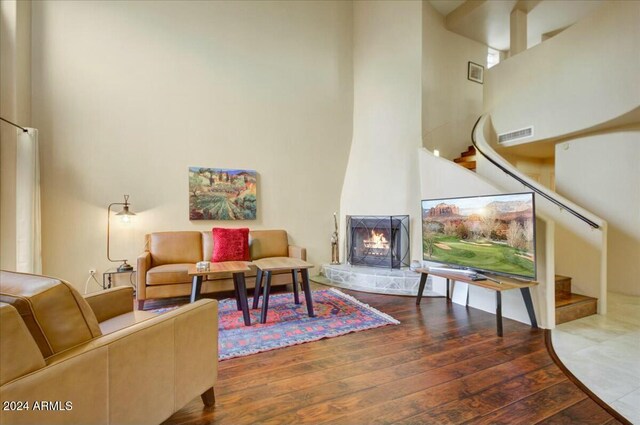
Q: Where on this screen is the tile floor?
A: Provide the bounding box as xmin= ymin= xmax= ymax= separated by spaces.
xmin=552 ymin=292 xmax=640 ymax=424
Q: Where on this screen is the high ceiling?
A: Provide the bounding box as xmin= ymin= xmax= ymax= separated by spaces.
xmin=429 ymin=0 xmax=604 ymax=52
xmin=429 ymin=0 xmax=466 ymax=17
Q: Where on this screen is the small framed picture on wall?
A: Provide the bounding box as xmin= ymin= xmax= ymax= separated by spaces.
xmin=468 ymin=61 xmax=484 ymax=84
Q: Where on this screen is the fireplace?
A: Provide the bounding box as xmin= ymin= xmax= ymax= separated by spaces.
xmin=347 ymin=215 xmax=410 ymax=269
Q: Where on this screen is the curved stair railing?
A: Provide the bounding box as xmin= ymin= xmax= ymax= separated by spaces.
xmin=470 ymin=115 xmax=599 ymax=229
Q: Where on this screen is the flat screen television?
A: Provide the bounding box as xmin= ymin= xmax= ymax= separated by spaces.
xmin=421 ymin=192 xmax=536 ymax=280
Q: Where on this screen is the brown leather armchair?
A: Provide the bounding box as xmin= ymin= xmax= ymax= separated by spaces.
xmin=0 ymin=270 xmax=217 ymax=425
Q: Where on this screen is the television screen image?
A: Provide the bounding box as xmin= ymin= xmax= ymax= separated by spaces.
xmin=422 ymin=192 xmax=536 ymax=279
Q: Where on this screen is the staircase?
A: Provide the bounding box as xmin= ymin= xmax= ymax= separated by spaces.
xmin=453 ymin=145 xmax=476 ymax=171
xmin=555 ymin=274 xmax=598 ymax=324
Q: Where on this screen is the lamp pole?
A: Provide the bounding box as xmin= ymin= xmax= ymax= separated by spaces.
xmin=107 ymin=195 xmax=135 ymax=272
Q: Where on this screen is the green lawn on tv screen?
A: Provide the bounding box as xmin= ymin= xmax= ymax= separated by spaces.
xmin=423 ymin=236 xmax=535 ymax=278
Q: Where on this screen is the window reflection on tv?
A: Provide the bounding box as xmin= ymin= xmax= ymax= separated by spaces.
xmin=422 ymin=192 xmax=536 ymax=280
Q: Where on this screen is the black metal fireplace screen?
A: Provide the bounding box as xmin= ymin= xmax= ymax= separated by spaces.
xmin=346 ymin=215 xmax=410 ymax=269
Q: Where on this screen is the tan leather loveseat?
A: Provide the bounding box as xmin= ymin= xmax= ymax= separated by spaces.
xmin=136 ymin=229 xmax=306 ymax=309
xmin=0 ymin=270 xmax=217 ymax=425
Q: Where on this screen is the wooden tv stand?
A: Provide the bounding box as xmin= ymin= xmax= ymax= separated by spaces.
xmin=415 ymin=268 xmax=538 ymax=337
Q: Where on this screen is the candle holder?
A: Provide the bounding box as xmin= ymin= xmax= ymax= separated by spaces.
xmin=331 ymin=213 xmax=340 ymax=265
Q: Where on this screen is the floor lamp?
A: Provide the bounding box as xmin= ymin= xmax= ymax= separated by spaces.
xmin=107 ymin=194 xmax=136 ymax=272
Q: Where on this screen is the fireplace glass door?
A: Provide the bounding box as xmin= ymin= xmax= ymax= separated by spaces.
xmin=346 ymin=215 xmax=409 ymax=269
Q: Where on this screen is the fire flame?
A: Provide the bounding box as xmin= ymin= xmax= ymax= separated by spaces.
xmin=363 ymin=230 xmax=389 ymax=249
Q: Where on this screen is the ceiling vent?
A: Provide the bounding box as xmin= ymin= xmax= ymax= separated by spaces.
xmin=498 ymin=126 xmax=534 ymax=145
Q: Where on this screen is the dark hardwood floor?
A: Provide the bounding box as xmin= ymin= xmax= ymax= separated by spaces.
xmin=162 ymin=288 xmax=620 ymax=425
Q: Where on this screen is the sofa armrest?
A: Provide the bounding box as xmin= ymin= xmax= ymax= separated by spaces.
xmin=288 ymin=245 xmax=307 ymax=260
xmin=137 ymin=251 xmax=151 ymax=300
xmin=0 ymin=303 xmax=46 ymax=387
xmin=1 ymin=299 xmax=218 ymax=425
xmin=83 ymin=287 xmax=134 ymax=323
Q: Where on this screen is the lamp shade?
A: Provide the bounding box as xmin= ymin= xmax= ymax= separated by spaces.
xmin=115 ymin=205 xmax=135 ymax=217
xmin=115 ymin=204 xmax=136 ymax=223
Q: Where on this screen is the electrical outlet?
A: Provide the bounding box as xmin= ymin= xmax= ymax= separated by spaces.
xmin=89 ymin=268 xmax=96 ymax=275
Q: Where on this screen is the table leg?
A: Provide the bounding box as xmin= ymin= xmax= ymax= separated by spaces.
xmin=190 ymin=275 xmax=203 ymax=303
xmin=416 ymin=272 xmax=428 ymax=305
xmin=301 ymin=269 xmax=315 ymax=318
xmin=291 ymin=269 xmax=300 ymax=304
xmin=259 ymin=271 xmax=272 ymax=324
xmin=252 ymin=269 xmax=263 ymax=309
xmin=233 ymin=276 xmax=241 ymax=311
xmin=446 ymin=279 xmax=451 ymax=301
xmin=520 ymin=287 xmax=538 ymax=328
xmin=234 ymin=272 xmax=251 ymax=326
xmin=496 ymin=291 xmax=503 ymax=337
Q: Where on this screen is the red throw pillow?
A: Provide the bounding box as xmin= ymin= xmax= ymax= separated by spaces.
xmin=211 ymin=228 xmax=250 ymax=262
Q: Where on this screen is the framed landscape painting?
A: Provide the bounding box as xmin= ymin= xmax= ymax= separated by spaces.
xmin=189 ymin=167 xmax=257 ymax=220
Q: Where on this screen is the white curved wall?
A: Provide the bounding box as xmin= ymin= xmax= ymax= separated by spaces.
xmin=339 ymin=0 xmax=423 ymax=261
xmin=556 ymin=131 xmax=640 ymax=296
xmin=484 ymin=1 xmax=640 ymax=144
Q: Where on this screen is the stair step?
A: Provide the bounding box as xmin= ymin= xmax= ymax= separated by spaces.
xmin=457 ymin=161 xmax=476 ymax=170
xmin=461 ymin=146 xmax=476 ymax=157
xmin=454 ymin=155 xmax=476 ymax=163
xmin=452 ymin=146 xmax=477 ymax=171
xmin=556 ymin=293 xmax=597 ymax=325
xmin=555 ymin=274 xmax=572 ymax=296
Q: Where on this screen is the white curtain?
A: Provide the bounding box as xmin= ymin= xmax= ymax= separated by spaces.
xmin=16 ymin=128 xmax=42 ymax=274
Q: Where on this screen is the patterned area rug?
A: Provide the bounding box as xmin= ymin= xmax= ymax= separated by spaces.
xmin=151 ymin=288 xmax=400 ymax=360
xmin=217 ymin=288 xmax=399 ymax=360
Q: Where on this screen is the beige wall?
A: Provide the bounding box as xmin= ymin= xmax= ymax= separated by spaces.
xmin=339 ymin=0 xmax=423 ymax=261
xmin=31 ymin=1 xmax=353 ymax=289
xmin=502 ymin=154 xmax=555 ymax=190
xmin=556 ymin=131 xmax=640 ymax=296
xmin=0 ymin=0 xmax=31 ymax=271
xmin=422 ymin=1 xmax=485 ymax=160
xmin=485 ymin=1 xmax=640 ymax=144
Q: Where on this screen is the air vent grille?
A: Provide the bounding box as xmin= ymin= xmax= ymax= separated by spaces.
xmin=498 ymin=126 xmax=534 ymax=144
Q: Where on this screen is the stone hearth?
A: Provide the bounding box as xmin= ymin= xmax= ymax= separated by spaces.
xmin=320 ymin=263 xmax=438 ymax=296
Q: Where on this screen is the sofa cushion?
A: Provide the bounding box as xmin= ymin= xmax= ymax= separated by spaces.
xmin=0 ymin=271 xmax=102 ymax=358
xmin=146 ymin=264 xmax=193 ymax=286
xmin=212 ymin=227 xmax=250 ymax=262
xmin=149 ymin=231 xmax=203 ymax=266
xmin=249 ymin=230 xmax=289 ymax=260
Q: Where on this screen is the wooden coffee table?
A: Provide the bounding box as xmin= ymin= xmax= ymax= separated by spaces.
xmin=188 ymin=261 xmax=252 ymax=326
xmin=252 ymin=257 xmax=315 ymax=324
